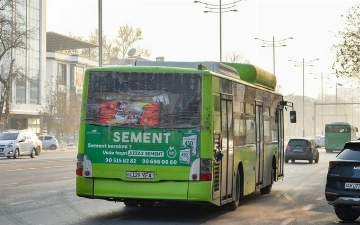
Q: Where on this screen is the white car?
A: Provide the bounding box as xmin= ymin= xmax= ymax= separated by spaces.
xmin=0 ymin=130 xmax=38 ymax=159
xmin=315 ymin=135 xmax=325 ymax=147
xmin=38 ymin=135 xmax=58 ymax=150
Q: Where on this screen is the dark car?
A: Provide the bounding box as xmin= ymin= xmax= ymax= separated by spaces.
xmin=285 ymin=137 xmax=319 ymax=164
xmin=325 ymin=141 xmax=360 ymax=222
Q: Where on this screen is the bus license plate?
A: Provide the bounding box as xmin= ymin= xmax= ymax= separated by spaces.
xmin=126 ymin=172 xmax=155 ymax=179
xmin=345 ymin=183 xmax=360 ymax=190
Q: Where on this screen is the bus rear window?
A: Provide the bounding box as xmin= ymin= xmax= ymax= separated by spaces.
xmin=85 ymin=71 xmax=201 ymax=128
xmin=325 ymin=125 xmax=350 ymax=133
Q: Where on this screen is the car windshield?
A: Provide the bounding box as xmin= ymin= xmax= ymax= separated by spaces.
xmin=0 ymin=133 xmax=19 ymax=140
xmin=337 ymin=144 xmax=360 ymax=160
xmin=289 ymin=140 xmax=308 ymax=146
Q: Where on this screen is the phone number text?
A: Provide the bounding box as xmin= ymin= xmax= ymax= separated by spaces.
xmin=104 ymin=158 xmax=177 ymax=165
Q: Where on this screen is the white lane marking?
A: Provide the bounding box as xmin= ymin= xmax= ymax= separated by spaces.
xmin=284 ymin=193 xmax=294 ymax=202
xmin=302 ymin=204 xmax=313 ymax=211
xmin=8 ymin=200 xmax=34 ymax=205
xmin=281 ymin=218 xmax=295 ymax=225
xmin=0 ymin=182 xmax=18 ymax=186
xmin=4 ymin=165 xmax=69 ymax=172
xmin=316 ymin=197 xmax=324 ymax=201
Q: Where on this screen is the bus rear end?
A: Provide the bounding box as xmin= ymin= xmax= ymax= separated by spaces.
xmin=76 ymin=67 xmax=213 ymax=205
xmin=325 ymin=123 xmax=352 ymax=153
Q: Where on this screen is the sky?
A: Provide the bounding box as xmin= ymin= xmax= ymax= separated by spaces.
xmin=46 ymin=0 xmax=360 ymax=99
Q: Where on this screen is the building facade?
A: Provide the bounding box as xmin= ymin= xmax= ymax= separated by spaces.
xmin=0 ymin=0 xmax=97 ymax=137
xmin=0 ymin=0 xmax=46 ymax=133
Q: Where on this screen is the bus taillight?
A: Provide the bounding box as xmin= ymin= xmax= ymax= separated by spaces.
xmin=200 ymin=174 xmax=212 ymax=181
xmin=76 ymin=168 xmax=83 ymax=176
xmin=200 ymin=159 xmax=212 ymax=181
xmin=76 ymin=154 xmax=84 ymax=176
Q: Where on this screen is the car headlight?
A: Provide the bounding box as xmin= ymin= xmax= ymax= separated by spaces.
xmin=7 ymin=141 xmax=16 ymax=148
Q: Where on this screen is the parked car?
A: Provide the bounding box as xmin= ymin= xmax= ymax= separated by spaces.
xmin=314 ymin=135 xmax=325 ymax=148
xmin=0 ymin=129 xmax=38 ymax=159
xmin=285 ymin=137 xmax=319 ymax=164
xmin=325 ymin=141 xmax=360 ymax=222
xmin=27 ymin=130 xmax=42 ymax=155
xmin=38 ymin=135 xmax=58 ymax=150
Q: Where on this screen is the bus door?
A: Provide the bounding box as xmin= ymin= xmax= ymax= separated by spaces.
xmin=220 ymin=95 xmax=234 ymax=200
xmin=277 ymin=109 xmax=284 ymax=178
xmin=255 ymin=101 xmax=264 ymax=186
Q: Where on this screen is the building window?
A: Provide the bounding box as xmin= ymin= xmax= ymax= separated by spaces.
xmin=58 ymin=63 xmax=66 ymax=85
xmin=70 ymin=65 xmax=84 ymax=87
xmin=28 ymin=118 xmax=40 ymax=134
xmin=30 ymin=79 xmax=39 ymax=104
xmin=16 ymin=76 xmax=26 ymax=104
xmin=75 ymin=66 xmax=84 ymax=87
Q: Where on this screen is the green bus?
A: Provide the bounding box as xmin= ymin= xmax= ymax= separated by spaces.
xmin=325 ymin=122 xmax=357 ymax=153
xmin=75 ymin=61 xmax=296 ymax=209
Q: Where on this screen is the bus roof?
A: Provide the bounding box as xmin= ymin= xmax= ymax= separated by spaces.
xmin=133 ymin=61 xmax=240 ymax=80
xmin=222 ymin=63 xmax=276 ymax=91
xmin=134 ymin=61 xmax=277 ymax=91
xmin=326 ymin=122 xmax=351 ymax=126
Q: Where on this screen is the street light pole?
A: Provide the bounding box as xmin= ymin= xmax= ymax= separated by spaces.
xmin=98 ymin=0 xmax=102 ymax=67
xmin=289 ymin=58 xmax=319 ymax=137
xmin=220 ymin=0 xmax=222 ymax=62
xmin=194 ymin=0 xmax=243 ymax=62
xmin=335 ymin=83 xmax=343 ymax=122
xmin=254 ymin=36 xmax=293 ymax=76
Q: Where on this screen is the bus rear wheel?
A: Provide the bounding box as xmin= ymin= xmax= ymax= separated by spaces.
xmin=229 ymin=169 xmax=242 ymax=211
xmin=260 ymin=168 xmax=274 ymax=195
xmin=139 ymin=203 xmax=154 ymax=207
xmin=123 ymin=202 xmax=138 ymax=207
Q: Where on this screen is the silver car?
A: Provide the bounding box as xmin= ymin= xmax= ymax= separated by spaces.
xmin=38 ymin=135 xmax=58 ymax=150
xmin=0 ymin=130 xmax=38 ymax=159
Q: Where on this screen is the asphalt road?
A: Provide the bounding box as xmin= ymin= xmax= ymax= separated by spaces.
xmin=0 ymin=148 xmax=357 ymax=225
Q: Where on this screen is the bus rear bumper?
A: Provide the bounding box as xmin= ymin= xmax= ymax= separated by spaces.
xmin=76 ymin=176 xmax=212 ymax=203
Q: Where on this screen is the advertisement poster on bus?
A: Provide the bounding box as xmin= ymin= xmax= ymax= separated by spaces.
xmin=84 ymin=125 xmax=199 ymax=167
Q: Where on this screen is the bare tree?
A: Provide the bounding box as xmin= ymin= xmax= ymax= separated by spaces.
xmin=42 ymin=76 xmax=81 ymax=141
xmin=77 ymin=25 xmax=150 ymax=63
xmin=114 ymin=24 xmax=150 ymax=59
xmin=225 ymin=52 xmax=250 ymax=63
xmin=332 ymin=3 xmax=360 ymax=79
xmin=0 ymin=0 xmax=32 ymax=130
xmin=85 ymin=29 xmax=112 ymax=63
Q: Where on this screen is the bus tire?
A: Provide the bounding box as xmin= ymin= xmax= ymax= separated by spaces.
xmin=260 ymin=168 xmax=273 ymax=195
xmin=229 ymin=169 xmax=241 ymax=210
xmin=139 ymin=203 xmax=154 ymax=207
xmin=123 ymin=202 xmax=138 ymax=207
